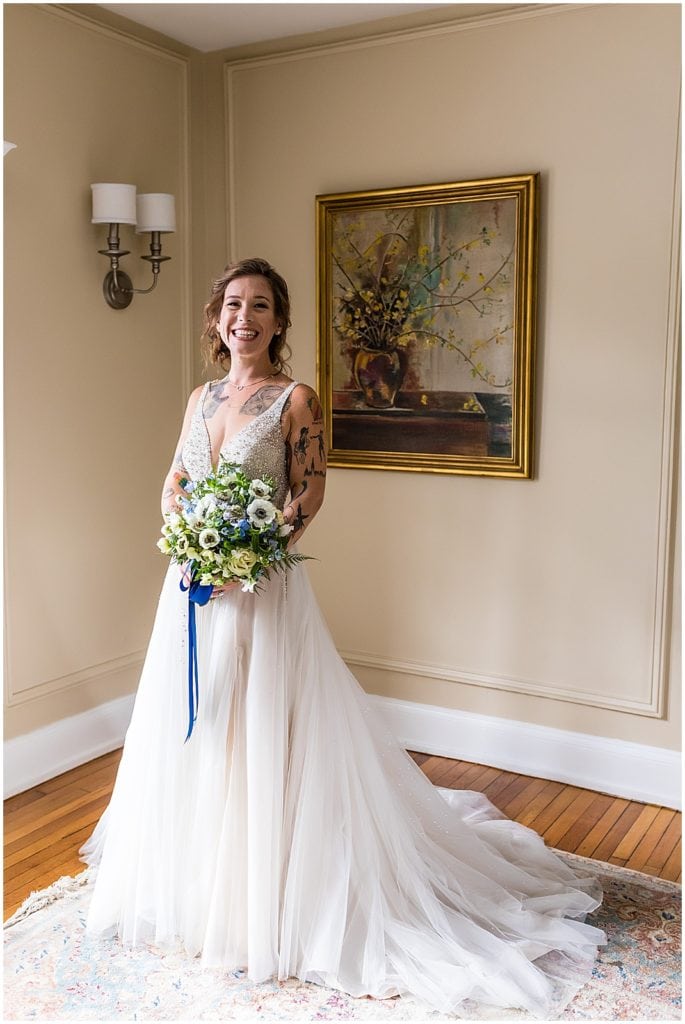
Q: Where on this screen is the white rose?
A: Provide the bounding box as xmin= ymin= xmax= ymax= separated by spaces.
xmin=227 ymin=548 xmax=258 ymax=578
xmin=278 ymin=523 xmax=294 ymax=537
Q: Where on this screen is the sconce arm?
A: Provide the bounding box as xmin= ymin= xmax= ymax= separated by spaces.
xmin=98 ymin=226 xmax=172 ymax=308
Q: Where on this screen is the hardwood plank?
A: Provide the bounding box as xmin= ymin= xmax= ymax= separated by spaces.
xmin=432 ymin=761 xmax=472 ymax=789
xmin=3 ymin=750 xmax=120 ymax=816
xmin=643 ymin=813 xmax=683 ymax=873
xmin=4 ymin=764 xmax=118 ymax=830
xmin=5 ymin=851 xmax=88 ymax=908
xmin=612 ymin=805 xmax=662 ymax=860
xmin=34 ymin=750 xmax=121 ymax=794
xmin=588 ymin=802 xmax=645 ymax=863
xmin=407 ymin=750 xmax=430 ymax=767
xmin=572 ymin=797 xmax=631 ymax=858
xmin=625 ymin=808 xmax=677 ymax=872
xmin=3 ymin=787 xmax=50 ymax=812
xmin=4 ymin=785 xmax=112 ymax=844
xmin=4 ymin=796 xmax=108 ymax=859
xmin=465 ymin=764 xmax=502 ymax=792
xmin=516 ymin=780 xmax=565 ymax=827
xmin=525 ymin=786 xmax=586 ymax=835
xmin=661 ymin=839 xmax=682 ymax=882
xmin=498 ymin=776 xmax=551 ymax=820
xmin=421 ymin=757 xmax=461 ymax=786
xmin=450 ymin=761 xmax=492 ymax=790
xmin=5 ymin=815 xmax=97 ymax=872
xmin=552 ymin=793 xmax=615 ymax=852
xmin=4 ymin=824 xmax=94 ymax=883
xmin=481 ymin=770 xmax=528 ymax=806
xmin=542 ymin=790 xmax=598 ymax=847
xmin=6 ymin=837 xmax=92 ymax=895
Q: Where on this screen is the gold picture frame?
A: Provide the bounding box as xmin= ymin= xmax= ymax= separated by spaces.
xmin=316 ymin=174 xmax=539 ymax=477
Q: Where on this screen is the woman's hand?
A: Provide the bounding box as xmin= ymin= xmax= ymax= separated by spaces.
xmin=209 ymin=581 xmax=241 ymax=600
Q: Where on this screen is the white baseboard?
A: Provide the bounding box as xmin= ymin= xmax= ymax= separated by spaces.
xmin=371 ymin=695 xmax=682 ymax=810
xmin=4 ymin=691 xmax=681 ymax=811
xmin=3 ymin=694 xmax=135 ymax=799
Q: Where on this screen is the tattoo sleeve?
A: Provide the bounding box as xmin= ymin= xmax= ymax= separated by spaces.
xmin=283 ymin=385 xmax=327 ymax=544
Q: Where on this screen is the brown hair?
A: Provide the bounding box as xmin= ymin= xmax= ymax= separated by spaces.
xmin=202 ymin=257 xmax=292 ymax=373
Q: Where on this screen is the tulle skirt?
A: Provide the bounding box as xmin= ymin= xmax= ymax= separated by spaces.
xmin=79 ymin=561 xmax=607 ymax=1019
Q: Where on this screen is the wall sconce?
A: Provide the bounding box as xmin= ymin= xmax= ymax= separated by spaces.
xmin=91 ymin=183 xmax=176 ymax=309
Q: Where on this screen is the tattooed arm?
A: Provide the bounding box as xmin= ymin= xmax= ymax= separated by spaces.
xmin=282 ymin=384 xmax=327 ymax=544
xmin=160 ymin=385 xmax=204 ymax=516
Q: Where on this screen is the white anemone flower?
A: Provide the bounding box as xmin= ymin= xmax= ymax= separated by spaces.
xmin=196 ymin=495 xmax=217 ymax=518
xmin=248 ymin=478 xmax=272 ymax=499
xmin=199 ymin=528 xmax=220 ymax=549
xmin=246 ymin=498 xmax=277 ymax=528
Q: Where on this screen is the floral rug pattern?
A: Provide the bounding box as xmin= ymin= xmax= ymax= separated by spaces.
xmin=4 ymin=851 xmax=681 ymax=1021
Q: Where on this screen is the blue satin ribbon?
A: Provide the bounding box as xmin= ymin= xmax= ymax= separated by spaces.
xmin=179 ymin=561 xmax=213 ymax=741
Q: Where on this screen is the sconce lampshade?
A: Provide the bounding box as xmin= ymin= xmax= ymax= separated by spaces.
xmin=136 ymin=193 xmax=176 ymax=233
xmin=91 ymin=183 xmax=137 ymax=225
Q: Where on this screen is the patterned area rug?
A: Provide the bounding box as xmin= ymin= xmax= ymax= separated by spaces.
xmin=4 ymin=851 xmax=681 ymax=1021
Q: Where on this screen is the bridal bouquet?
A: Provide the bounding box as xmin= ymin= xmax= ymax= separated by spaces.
xmin=157 ymin=458 xmax=303 ymax=594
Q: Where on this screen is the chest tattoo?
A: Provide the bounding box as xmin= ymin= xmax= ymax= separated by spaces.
xmin=239 ymin=385 xmax=284 ymax=415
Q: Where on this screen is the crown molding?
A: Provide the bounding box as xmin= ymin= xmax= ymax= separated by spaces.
xmin=222 ymin=4 xmax=594 ymax=70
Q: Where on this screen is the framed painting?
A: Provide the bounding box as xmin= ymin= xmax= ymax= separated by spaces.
xmin=316 ymin=174 xmax=538 ymax=477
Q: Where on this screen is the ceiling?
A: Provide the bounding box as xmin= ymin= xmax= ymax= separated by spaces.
xmin=98 ymin=3 xmax=465 ymax=52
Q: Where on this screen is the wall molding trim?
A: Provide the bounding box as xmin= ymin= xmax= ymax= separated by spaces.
xmin=342 ymin=650 xmax=660 ymax=716
xmin=5 ymin=690 xmax=680 ymax=809
xmin=222 ymin=4 xmax=593 ymax=72
xmin=5 ymin=650 xmax=145 ymax=708
xmin=4 ymin=694 xmax=135 ymax=799
xmin=372 ymin=695 xmax=682 ymax=810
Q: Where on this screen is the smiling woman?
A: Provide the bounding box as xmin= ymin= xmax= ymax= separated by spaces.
xmin=78 ymin=256 xmax=607 ymax=1020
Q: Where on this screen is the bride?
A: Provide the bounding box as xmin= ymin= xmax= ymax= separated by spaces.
xmin=79 ymin=257 xmax=606 ymax=1018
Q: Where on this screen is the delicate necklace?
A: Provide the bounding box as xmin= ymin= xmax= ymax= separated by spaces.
xmin=225 ymin=370 xmax=277 ymax=392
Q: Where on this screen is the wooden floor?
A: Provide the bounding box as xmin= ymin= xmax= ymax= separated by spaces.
xmin=4 ymin=748 xmax=681 ymax=921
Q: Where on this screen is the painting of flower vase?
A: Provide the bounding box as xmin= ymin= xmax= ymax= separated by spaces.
xmin=317 ymin=174 xmax=538 ymax=478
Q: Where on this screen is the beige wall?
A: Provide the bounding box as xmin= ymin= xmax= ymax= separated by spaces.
xmin=223 ymin=3 xmax=680 ymax=748
xmin=4 ymin=4 xmax=681 ymax=756
xmin=4 ymin=4 xmax=192 ymax=738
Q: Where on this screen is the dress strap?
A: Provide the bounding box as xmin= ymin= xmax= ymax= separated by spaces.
xmin=193 ymin=381 xmax=212 ymax=421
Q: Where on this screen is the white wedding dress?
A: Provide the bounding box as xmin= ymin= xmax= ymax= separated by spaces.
xmin=80 ymin=381 xmax=606 ymax=1019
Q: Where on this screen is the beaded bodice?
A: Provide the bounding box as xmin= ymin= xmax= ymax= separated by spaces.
xmin=181 ymin=380 xmax=298 ymax=509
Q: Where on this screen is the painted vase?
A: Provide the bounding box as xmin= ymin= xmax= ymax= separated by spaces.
xmin=353 ymin=347 xmax=405 ymax=409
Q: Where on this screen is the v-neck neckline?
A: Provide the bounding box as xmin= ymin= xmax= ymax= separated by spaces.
xmin=200 ymin=379 xmax=297 ymax=473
